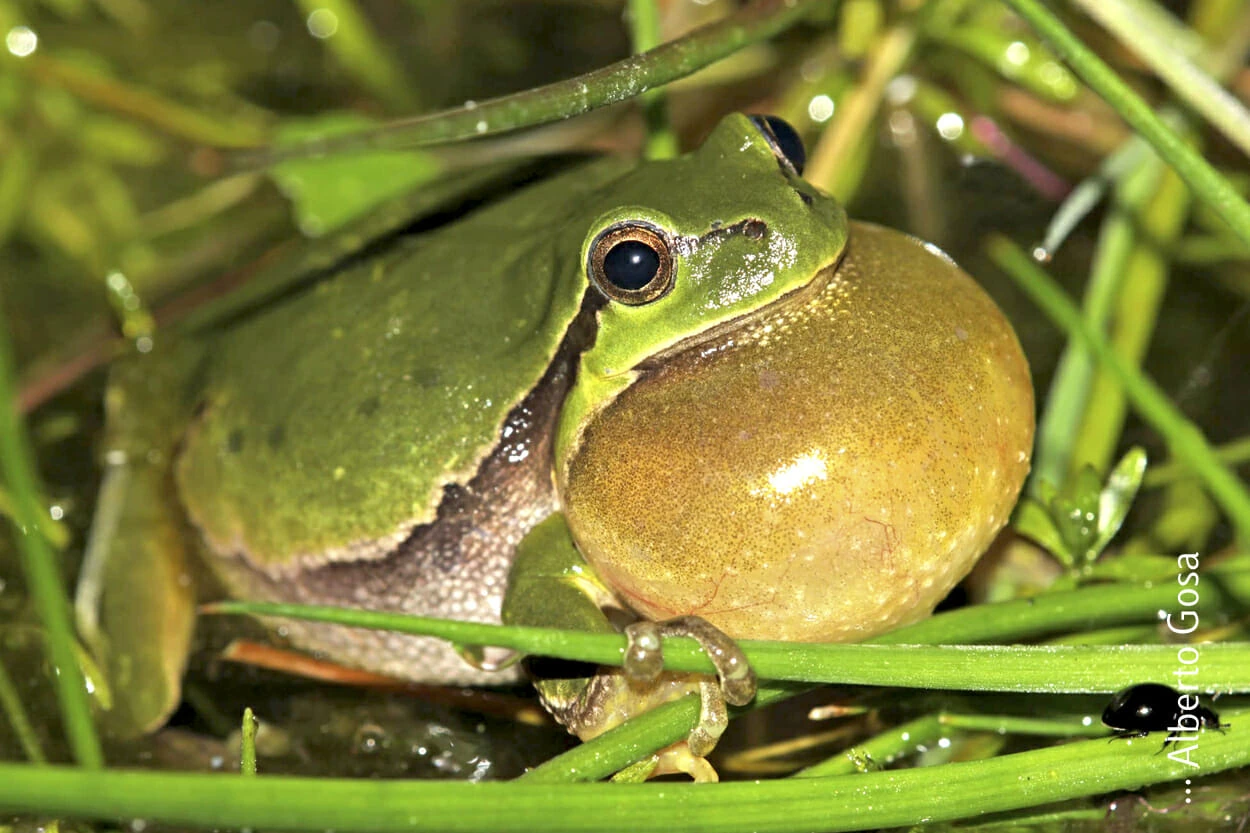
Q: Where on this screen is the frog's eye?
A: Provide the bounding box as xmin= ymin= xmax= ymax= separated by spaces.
xmin=588 ymin=222 xmax=675 ymax=306
xmin=748 ymin=115 xmax=805 ymax=176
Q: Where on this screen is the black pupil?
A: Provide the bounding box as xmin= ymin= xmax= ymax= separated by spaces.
xmin=603 ymin=240 xmax=660 ymax=291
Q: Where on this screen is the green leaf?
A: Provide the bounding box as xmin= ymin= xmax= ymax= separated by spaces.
xmin=1014 ymin=450 xmax=1148 ymax=572
xmin=270 ymin=113 xmax=443 ymax=238
xmin=1093 ymin=446 xmax=1148 ymax=557
xmin=1051 ymin=468 xmax=1099 ymax=561
xmin=1013 ymin=498 xmax=1072 ymax=566
xmin=1083 ymin=552 xmax=1175 ymax=582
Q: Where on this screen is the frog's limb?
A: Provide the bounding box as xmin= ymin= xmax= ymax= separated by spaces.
xmin=623 ymin=617 xmax=756 ymax=753
xmin=76 ymin=347 xmax=199 ymax=736
xmin=503 ymin=514 xmax=757 ymax=778
xmin=503 ymin=514 xmax=620 ymax=630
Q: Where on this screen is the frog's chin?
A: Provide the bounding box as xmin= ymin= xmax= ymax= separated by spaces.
xmin=632 ymin=257 xmax=844 ymax=375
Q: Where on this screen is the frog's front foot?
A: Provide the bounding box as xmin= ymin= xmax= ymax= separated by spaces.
xmin=622 ymin=616 xmax=756 ymax=757
xmin=504 ymin=517 xmax=756 ymax=779
xmin=543 ymin=614 xmax=755 ymax=782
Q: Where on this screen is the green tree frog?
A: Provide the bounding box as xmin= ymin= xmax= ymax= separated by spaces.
xmin=81 ymin=114 xmax=1034 ymax=777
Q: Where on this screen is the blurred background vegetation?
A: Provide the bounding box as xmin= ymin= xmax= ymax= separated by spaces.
xmin=1 ymin=0 xmax=1250 ymax=829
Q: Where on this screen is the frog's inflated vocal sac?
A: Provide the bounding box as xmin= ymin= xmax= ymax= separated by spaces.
xmin=85 ymin=114 xmax=1033 ymax=777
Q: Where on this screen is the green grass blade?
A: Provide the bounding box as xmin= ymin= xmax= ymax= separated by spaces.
xmin=231 ymin=0 xmax=824 ymax=168
xmin=291 ymin=0 xmax=418 ymax=111
xmin=987 ymin=234 xmax=1250 ymax=542
xmin=240 ymin=707 xmax=257 ymax=776
xmin=627 ymin=0 xmax=680 ymax=160
xmin=1070 ymin=162 xmax=1191 ymax=474
xmin=205 ymin=601 xmax=1250 ymax=692
xmin=1031 ymin=153 xmax=1164 ymax=491
xmin=0 ymin=296 xmax=103 ymax=769
xmin=1071 ymin=0 xmax=1250 ymax=158
xmin=1000 ymin=0 xmax=1250 ymax=249
xmin=0 ymin=654 xmax=47 ymax=764
xmin=1145 ymin=436 xmax=1250 ymax=487
xmin=0 ymin=716 xmax=1245 ymax=833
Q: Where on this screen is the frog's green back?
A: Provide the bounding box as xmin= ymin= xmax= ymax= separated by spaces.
xmin=176 ymin=158 xmax=630 ymax=568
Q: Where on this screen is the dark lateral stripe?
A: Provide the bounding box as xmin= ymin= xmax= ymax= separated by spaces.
xmin=381 ymin=287 xmax=604 ymax=567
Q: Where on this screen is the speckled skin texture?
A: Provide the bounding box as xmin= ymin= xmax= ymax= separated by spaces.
xmin=204 ymin=310 xmax=593 ymax=685
xmin=561 ymin=222 xmax=1034 ymax=642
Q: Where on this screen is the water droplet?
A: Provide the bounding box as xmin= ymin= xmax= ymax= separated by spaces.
xmin=353 ymin=723 xmax=389 ymax=755
xmin=306 ymin=8 xmax=339 ymax=39
xmin=5 ymin=26 xmax=37 ymax=57
xmin=807 ymin=94 xmax=834 ymax=123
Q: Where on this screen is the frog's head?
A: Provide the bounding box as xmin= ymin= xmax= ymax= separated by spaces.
xmin=556 ymin=114 xmax=847 ymax=463
xmin=575 ymin=113 xmax=846 ymax=380
xmin=555 ymin=114 xmax=1033 ymax=644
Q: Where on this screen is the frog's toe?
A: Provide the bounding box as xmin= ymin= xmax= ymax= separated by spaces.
xmin=622 ymin=620 xmax=665 ymax=682
xmin=622 ymin=615 xmax=755 ymax=759
xmin=612 ymin=744 xmax=718 ymax=783
xmin=689 ymin=677 xmax=729 ymax=757
xmin=653 ymin=742 xmax=719 ymax=782
xmin=665 ymin=616 xmax=756 ymax=706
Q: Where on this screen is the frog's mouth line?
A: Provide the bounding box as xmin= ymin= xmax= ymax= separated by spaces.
xmin=632 ymin=249 xmax=846 ymax=375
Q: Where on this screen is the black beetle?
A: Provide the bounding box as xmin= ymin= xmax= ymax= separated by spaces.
xmin=1102 ymin=683 xmax=1226 ymax=740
